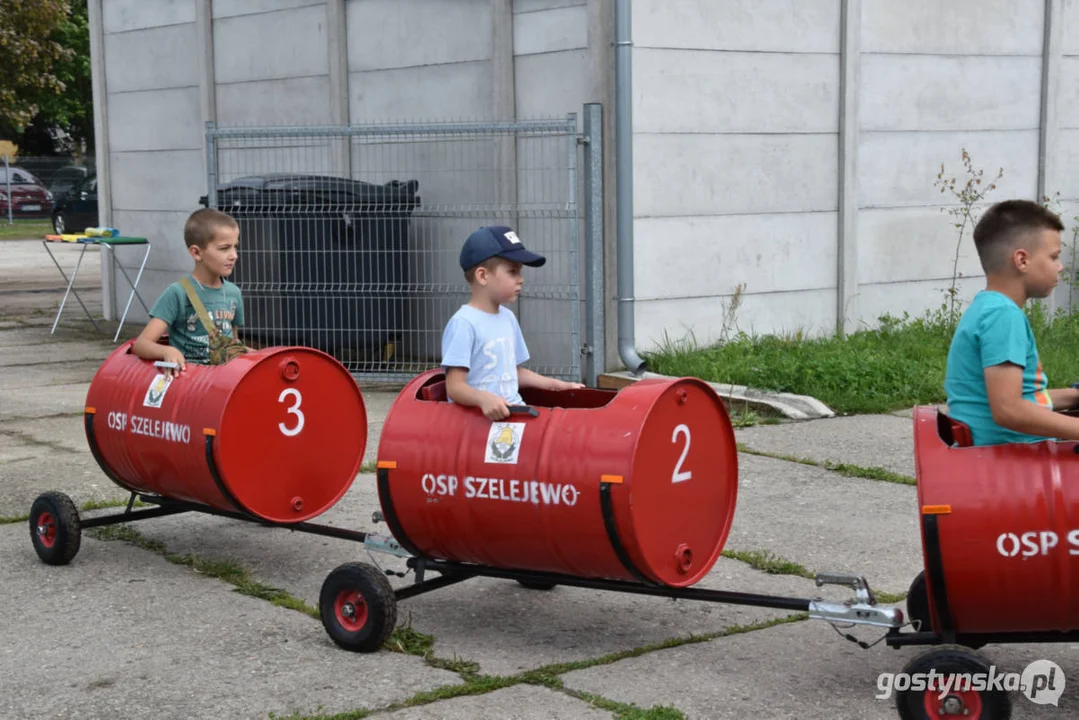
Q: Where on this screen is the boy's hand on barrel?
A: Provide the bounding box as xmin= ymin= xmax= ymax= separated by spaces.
xmin=550 ymin=379 xmax=585 ymax=391
xmin=479 ymin=391 xmax=511 ymax=421
xmin=161 ymin=348 xmax=186 ymax=376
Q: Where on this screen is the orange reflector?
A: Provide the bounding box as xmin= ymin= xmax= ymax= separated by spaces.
xmin=377 ymin=461 xmax=397 ymax=469
xmin=601 ymin=474 xmax=624 ymax=485
xmin=85 ymin=407 xmax=96 ymax=414
xmin=922 ymin=504 xmax=952 ymax=515
xmin=203 ymin=428 xmax=217 ymax=436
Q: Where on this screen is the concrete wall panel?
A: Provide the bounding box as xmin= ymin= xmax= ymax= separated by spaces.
xmin=634 ymin=49 xmax=839 ymax=134
xmin=633 ymin=0 xmax=840 ymax=54
xmin=1065 ymin=0 xmax=1079 ymax=55
xmin=636 ymin=289 xmax=837 ymax=350
xmin=1053 ymin=130 xmax=1079 ymax=198
xmin=514 ymin=0 xmax=585 ymax=12
xmin=856 ymin=279 xmax=981 ymax=327
xmin=634 ymin=213 xmax=839 ymax=300
xmin=515 ymin=51 xmax=591 ymax=117
xmin=104 ymin=23 xmax=199 ymax=92
xmin=862 ymin=0 xmax=1044 ymax=55
xmin=634 ymin=134 xmax=839 ymax=217
xmin=350 ymin=63 xmax=493 ymax=122
xmin=110 ymin=150 xmax=206 ymax=212
xmin=858 ymin=131 xmax=1039 ymax=208
xmin=1060 ymin=58 xmax=1079 ymax=130
xmin=857 ymin=207 xmax=987 ymax=285
xmin=111 ymin=210 xmax=198 ymax=270
xmin=217 ymin=76 xmax=332 ymax=126
xmin=103 ymin=0 xmax=195 ymax=33
xmin=347 ymin=0 xmax=492 ymax=71
xmin=213 ymin=0 xmax=324 ymax=19
xmin=513 ymin=4 xmax=587 ymax=55
xmin=214 ymin=4 xmax=329 ymax=84
xmin=860 ymin=56 xmax=1042 ymax=132
xmin=107 ymin=88 xmax=203 ymax=152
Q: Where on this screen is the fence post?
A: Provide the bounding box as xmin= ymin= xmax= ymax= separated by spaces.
xmin=4 ymin=155 xmax=11 ymax=225
xmin=582 ymin=103 xmax=605 ymax=388
xmin=205 ymin=121 xmax=218 ymax=208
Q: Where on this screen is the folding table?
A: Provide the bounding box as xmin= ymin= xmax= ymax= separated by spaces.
xmin=42 ymin=235 xmax=152 ymax=342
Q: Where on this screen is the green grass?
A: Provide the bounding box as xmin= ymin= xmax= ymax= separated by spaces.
xmin=0 ymin=495 xmax=147 ymax=525
xmin=647 ymin=304 xmax=1079 ymax=414
xmin=0 ymin=219 xmax=51 ymax=240
xmin=736 ymin=444 xmax=917 ymax=486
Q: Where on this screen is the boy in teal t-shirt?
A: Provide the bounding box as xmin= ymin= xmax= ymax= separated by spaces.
xmin=944 ymin=199 xmax=1079 ymax=445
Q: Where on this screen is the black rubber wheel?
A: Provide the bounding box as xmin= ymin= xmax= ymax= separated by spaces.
xmin=516 ymin=580 xmax=557 ymax=591
xmin=906 ymin=571 xmax=931 ymax=632
xmin=29 ymin=491 xmax=82 ymax=565
xmin=52 ymin=212 xmax=66 ymax=235
xmin=895 ymin=645 xmax=1011 ymax=720
xmin=319 ymin=562 xmax=397 ymax=652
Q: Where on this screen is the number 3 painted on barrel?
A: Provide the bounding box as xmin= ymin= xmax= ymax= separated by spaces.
xmin=278 ymin=388 xmax=305 ymax=437
xmin=671 ymin=424 xmax=692 ymax=483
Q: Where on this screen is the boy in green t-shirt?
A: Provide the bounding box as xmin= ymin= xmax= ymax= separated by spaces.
xmin=132 ymin=208 xmax=246 ymax=374
xmin=944 ymin=199 xmax=1079 ymax=445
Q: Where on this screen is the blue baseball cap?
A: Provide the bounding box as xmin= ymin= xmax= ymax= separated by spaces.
xmin=459 ymin=226 xmax=546 ymax=270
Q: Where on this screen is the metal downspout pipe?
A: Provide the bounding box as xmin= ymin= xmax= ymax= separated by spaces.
xmin=615 ymin=0 xmax=647 ymax=374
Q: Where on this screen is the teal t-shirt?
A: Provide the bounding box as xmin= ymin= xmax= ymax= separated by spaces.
xmin=149 ymin=277 xmax=245 ymax=365
xmin=944 ymin=290 xmax=1051 ymax=446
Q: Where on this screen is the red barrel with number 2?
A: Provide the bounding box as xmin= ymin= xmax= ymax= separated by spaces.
xmin=84 ymin=341 xmax=367 ymax=523
xmin=376 ymin=370 xmax=739 ymax=587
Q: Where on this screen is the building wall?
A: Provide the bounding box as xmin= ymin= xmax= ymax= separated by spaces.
xmin=629 ymin=0 xmax=843 ymax=348
xmin=855 ymin=0 xmax=1044 ymax=325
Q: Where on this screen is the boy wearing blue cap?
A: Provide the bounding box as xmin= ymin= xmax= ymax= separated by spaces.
xmin=442 ymin=225 xmax=584 ymax=420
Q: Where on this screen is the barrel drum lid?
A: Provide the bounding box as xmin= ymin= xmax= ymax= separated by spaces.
xmin=376 ymin=371 xmax=738 ymax=588
xmin=85 ymin=342 xmax=367 ymax=523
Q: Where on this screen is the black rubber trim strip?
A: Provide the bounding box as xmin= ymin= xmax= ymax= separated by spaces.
xmin=376 ymin=466 xmax=426 ymax=559
xmin=922 ymin=513 xmax=956 ymax=643
xmin=204 ymin=433 xmax=250 ymax=517
xmin=84 ymin=411 xmax=142 ymax=495
xmin=600 ymin=481 xmax=656 ymax=586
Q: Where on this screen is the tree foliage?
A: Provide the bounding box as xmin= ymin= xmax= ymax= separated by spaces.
xmin=0 ymin=0 xmax=75 ymax=135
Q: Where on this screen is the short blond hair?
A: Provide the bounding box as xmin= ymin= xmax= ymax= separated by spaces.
xmin=464 ymin=257 xmax=504 ymax=284
xmin=184 ymin=208 xmax=238 ymax=249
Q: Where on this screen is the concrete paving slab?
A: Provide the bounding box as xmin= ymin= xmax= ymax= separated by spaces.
xmin=106 ymin=480 xmax=830 ymax=677
xmin=0 ymin=451 xmax=126 ymax=518
xmin=379 ymin=684 xmax=615 ymax=719
xmin=1 ymin=384 xmax=97 ymax=420
xmin=728 ymin=453 xmax=922 ymax=595
xmin=736 ymin=414 xmax=915 ymax=479
xmin=0 ymin=524 xmax=460 ymax=720
xmin=1 ymin=413 xmax=93 ymax=453
xmin=562 ymin=616 xmax=1079 ymax=719
xmin=0 ymin=359 xmax=101 ymax=389
xmin=1 ymin=341 xmax=120 ymax=367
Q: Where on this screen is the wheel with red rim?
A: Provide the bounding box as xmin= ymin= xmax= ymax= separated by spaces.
xmin=319 ymin=562 xmax=396 ymax=652
xmin=896 ymin=645 xmax=1011 ymax=720
xmin=29 ymin=492 xmax=82 ymax=565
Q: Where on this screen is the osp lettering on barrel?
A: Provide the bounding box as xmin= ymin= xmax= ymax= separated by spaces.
xmin=421 ymin=472 xmax=580 ymax=506
xmin=995 ymin=529 xmax=1079 ymax=558
xmin=103 ymin=409 xmax=191 ymax=444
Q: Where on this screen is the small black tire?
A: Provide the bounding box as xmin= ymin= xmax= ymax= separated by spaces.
xmin=319 ymin=562 xmax=397 ymax=653
xmin=906 ymin=571 xmax=931 ymax=632
xmin=516 ymin=580 xmax=557 ymax=591
xmin=52 ymin=212 xmax=66 ymax=235
xmin=895 ymin=645 xmax=1011 ymax=720
xmin=29 ymin=492 xmax=82 ymax=565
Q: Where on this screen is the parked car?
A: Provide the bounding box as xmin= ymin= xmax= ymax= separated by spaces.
xmin=48 ymin=165 xmax=91 ymax=204
xmin=51 ymin=173 xmax=98 ymax=235
xmin=0 ymin=167 xmax=54 ymax=219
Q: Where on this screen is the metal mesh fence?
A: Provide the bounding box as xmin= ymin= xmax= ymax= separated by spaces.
xmin=205 ymin=117 xmax=581 ymax=381
xmin=2 ymin=155 xmax=96 ymax=227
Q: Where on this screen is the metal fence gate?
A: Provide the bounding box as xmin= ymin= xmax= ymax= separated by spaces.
xmin=205 ymin=109 xmax=601 ymax=384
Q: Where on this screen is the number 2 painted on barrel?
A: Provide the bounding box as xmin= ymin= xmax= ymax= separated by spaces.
xmin=671 ymin=424 xmax=692 ymax=483
xmin=278 ymin=388 xmax=305 ymax=437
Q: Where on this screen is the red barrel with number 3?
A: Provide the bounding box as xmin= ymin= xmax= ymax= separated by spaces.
xmin=376 ymin=370 xmax=738 ymax=587
xmin=84 ymin=341 xmax=367 ymax=523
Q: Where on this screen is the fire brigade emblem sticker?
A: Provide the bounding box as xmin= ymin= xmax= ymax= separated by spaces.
xmin=142 ymin=373 xmax=173 ymax=409
xmin=486 ymin=422 xmax=525 ymax=464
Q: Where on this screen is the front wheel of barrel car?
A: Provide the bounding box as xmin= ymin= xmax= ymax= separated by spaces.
xmin=29 ymin=491 xmax=82 ymax=565
xmin=319 ymin=562 xmax=397 ymax=653
xmin=895 ymin=645 xmax=1011 ymax=720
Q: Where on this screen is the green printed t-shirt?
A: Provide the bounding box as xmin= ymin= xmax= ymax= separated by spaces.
xmin=944 ymin=290 xmax=1051 ymax=446
xmin=149 ymin=277 xmax=245 ymax=365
